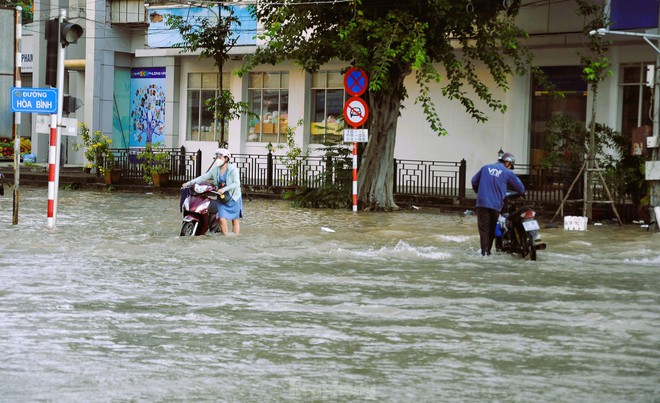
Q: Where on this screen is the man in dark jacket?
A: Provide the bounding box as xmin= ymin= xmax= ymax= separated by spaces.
xmin=471 ymin=152 xmax=526 ymax=256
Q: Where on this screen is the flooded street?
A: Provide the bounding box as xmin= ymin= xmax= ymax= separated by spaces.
xmin=1 ymin=188 xmax=658 ymax=401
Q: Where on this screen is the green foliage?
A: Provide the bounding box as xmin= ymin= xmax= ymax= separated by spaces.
xmin=542 ymin=114 xmax=647 ymax=205
xmin=606 ymin=129 xmax=649 ymax=205
xmin=284 ymin=145 xmax=353 ymax=209
xmin=137 ymin=142 xmax=170 ymax=184
xmin=541 ymin=114 xmax=615 ymax=169
xmin=270 ymin=119 xmax=309 ymax=186
xmin=242 ymin=0 xmax=532 ymax=137
xmin=0 ymin=0 xmax=33 ymax=24
xmin=73 ymin=123 xmax=115 ymax=176
xmin=241 ymin=1 xmax=534 ymax=209
xmin=166 ymin=5 xmax=251 ymax=142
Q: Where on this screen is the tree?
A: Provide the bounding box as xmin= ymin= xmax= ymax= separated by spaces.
xmin=576 ymin=0 xmax=613 ymax=219
xmin=166 ymin=4 xmax=249 ymax=146
xmin=241 ymin=0 xmax=533 ymax=210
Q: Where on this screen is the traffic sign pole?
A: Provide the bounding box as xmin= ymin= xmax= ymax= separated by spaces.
xmin=12 ymin=6 xmax=22 ymax=225
xmin=47 ymin=114 xmax=57 ymax=228
xmin=47 ymin=9 xmax=67 ymax=229
xmin=343 ymin=68 xmax=369 ymax=213
xmin=352 ymin=142 xmax=358 ymax=212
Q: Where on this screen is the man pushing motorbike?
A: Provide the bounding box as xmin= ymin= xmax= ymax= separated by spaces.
xmin=471 ymin=152 xmax=526 ymax=256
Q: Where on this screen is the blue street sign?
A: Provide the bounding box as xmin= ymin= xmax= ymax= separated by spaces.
xmin=10 ymin=87 xmax=58 ymax=114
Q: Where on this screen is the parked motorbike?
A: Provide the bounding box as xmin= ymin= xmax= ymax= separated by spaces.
xmin=179 ymin=183 xmax=221 ymax=236
xmin=495 ymin=191 xmax=547 ymax=260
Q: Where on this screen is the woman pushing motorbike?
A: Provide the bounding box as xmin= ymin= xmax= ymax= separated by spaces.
xmin=182 ymin=148 xmax=243 ymax=235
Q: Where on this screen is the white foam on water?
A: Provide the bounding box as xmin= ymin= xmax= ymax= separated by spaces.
xmin=340 ymin=239 xmax=452 ymax=260
xmin=434 ymin=234 xmax=474 ymax=243
xmin=623 ymin=254 xmax=660 ymax=265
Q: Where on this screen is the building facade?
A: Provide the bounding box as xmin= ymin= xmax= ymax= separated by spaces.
xmin=24 ymin=0 xmax=659 ymax=180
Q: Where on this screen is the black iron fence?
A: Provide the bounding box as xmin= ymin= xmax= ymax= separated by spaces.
xmin=515 ymin=163 xmax=638 ymax=220
xmin=110 ymin=146 xmax=201 ymax=182
xmin=233 ymin=153 xmax=351 ymax=189
xmin=393 ymin=159 xmax=466 ymax=199
xmin=106 ymin=148 xmax=636 ymax=218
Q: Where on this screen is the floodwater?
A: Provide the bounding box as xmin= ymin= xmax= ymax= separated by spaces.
xmin=0 ymin=188 xmax=658 ymax=402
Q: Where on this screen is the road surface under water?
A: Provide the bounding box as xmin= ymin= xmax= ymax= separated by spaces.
xmin=0 ymin=188 xmax=658 ymax=401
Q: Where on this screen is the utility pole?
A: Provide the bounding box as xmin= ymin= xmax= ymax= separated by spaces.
xmin=45 ymin=9 xmax=83 ymax=228
xmin=12 ymin=6 xmax=22 ymax=225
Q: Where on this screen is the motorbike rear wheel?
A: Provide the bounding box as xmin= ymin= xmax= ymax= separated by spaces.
xmin=180 ymin=221 xmax=196 ymax=236
xmin=521 ymin=232 xmax=537 ymax=261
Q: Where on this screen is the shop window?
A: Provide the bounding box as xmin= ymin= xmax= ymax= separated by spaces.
xmin=186 ymin=72 xmax=229 ymax=142
xmin=247 ymin=72 xmax=289 ymax=143
xmin=530 ymin=66 xmax=587 ymax=165
xmin=310 ymin=71 xmax=346 ymax=144
xmin=620 ymin=63 xmax=654 ymax=140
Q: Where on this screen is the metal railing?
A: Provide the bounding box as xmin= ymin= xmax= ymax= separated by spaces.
xmin=393 ymin=159 xmax=466 ymax=199
xmin=110 ymin=146 xmax=201 ymax=182
xmin=105 ymin=149 xmax=635 ymax=217
xmin=234 ymin=153 xmax=351 ymax=189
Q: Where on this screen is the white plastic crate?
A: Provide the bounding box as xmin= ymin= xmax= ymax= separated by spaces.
xmin=564 ymin=216 xmax=588 ymax=231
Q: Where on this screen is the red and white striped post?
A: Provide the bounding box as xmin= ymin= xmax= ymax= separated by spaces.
xmin=343 ymin=68 xmax=369 ymax=213
xmin=47 ymin=9 xmax=67 ymax=228
xmin=352 ymin=141 xmax=358 ymax=212
xmin=47 ymin=114 xmax=58 ymax=228
xmin=12 ymin=6 xmax=22 ymax=225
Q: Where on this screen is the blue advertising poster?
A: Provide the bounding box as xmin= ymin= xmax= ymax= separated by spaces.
xmin=611 ymin=0 xmax=658 ymax=30
xmin=147 ymin=5 xmax=257 ymax=48
xmin=130 ymin=67 xmax=166 ymax=147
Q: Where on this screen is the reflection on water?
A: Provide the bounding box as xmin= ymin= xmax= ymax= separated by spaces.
xmin=1 ymin=188 xmax=658 ymax=401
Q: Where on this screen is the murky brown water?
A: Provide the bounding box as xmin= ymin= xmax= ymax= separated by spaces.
xmin=1 ymin=188 xmax=658 ymax=401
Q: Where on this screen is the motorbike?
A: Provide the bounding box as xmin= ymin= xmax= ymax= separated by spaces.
xmin=495 ymin=191 xmax=547 ymax=260
xmin=179 ymin=183 xmax=222 ymax=236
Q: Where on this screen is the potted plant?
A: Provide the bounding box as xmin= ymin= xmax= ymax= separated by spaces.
xmin=137 ymin=142 xmax=171 ymax=187
xmin=100 ymin=150 xmax=121 ymax=185
xmin=74 ymin=123 xmax=117 ymax=182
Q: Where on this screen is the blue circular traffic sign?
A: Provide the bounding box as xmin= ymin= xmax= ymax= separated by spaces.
xmin=344 ymin=67 xmax=368 ymax=97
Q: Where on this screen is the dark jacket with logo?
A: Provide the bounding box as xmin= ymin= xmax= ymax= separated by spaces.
xmin=471 ymin=161 xmax=525 ymax=212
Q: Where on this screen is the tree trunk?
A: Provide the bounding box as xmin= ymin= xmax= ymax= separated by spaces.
xmin=358 ymin=74 xmax=405 ymax=211
xmin=585 ymin=85 xmax=598 ymax=220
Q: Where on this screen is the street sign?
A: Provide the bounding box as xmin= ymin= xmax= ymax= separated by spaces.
xmin=343 ymin=96 xmax=369 ymax=128
xmin=10 ymin=87 xmax=58 ymax=114
xmin=343 ymin=129 xmax=369 ymax=143
xmin=344 ymin=67 xmax=368 ymax=97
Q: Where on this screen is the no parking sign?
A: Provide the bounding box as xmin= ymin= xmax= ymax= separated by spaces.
xmin=343 ymin=96 xmax=369 ymax=129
